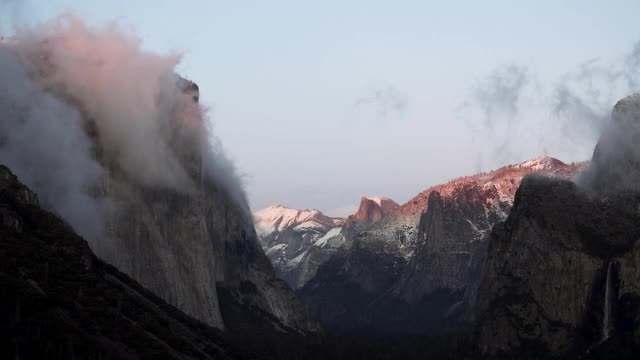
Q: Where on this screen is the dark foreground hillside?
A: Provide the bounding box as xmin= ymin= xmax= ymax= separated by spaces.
xmin=0 ymin=164 xmax=248 ymax=360
xmin=224 ymin=333 xmax=473 ymax=360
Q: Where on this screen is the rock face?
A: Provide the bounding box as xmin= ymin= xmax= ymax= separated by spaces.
xmin=64 ymin=81 xmax=315 ymax=334
xmin=0 ymin=35 xmax=316 ymax=335
xmin=475 ymin=95 xmax=640 ymax=358
xmin=101 ymin=176 xmax=317 ymax=334
xmin=298 ymin=157 xmax=584 ymax=335
xmin=347 ymin=197 xmax=400 ymax=223
xmin=475 ymin=176 xmax=640 ymax=358
xmin=389 ymin=184 xmax=507 ymax=332
xmin=0 ymin=165 xmax=246 ymax=360
xmin=254 ymin=205 xmax=344 ymax=289
xmin=98 ymin=91 xmax=316 ymax=333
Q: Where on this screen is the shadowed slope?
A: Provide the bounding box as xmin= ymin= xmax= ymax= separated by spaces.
xmin=0 ymin=164 xmax=248 ymax=360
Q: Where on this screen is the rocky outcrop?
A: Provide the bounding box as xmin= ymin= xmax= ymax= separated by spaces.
xmin=347 ymin=197 xmax=400 ymax=223
xmin=475 ymin=175 xmax=640 ymax=358
xmin=254 ymin=205 xmax=345 ymax=289
xmin=0 ymin=165 xmax=246 ymax=359
xmin=389 ymin=183 xmax=509 ymax=332
xmin=475 ymin=95 xmax=640 ymax=358
xmin=81 ymin=83 xmax=316 ymax=334
xmin=299 ymin=157 xmax=584 ymax=335
xmin=100 ymin=167 xmax=317 ymax=334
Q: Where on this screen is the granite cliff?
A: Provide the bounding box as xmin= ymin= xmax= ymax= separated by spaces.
xmin=475 ymin=95 xmax=640 ymax=358
xmin=346 ymin=197 xmax=400 ymax=224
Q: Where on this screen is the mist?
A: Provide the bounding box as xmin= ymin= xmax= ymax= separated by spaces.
xmin=462 ymin=41 xmax=640 ymax=172
xmin=577 ymin=94 xmax=640 ymax=193
xmin=0 ymin=13 xmax=247 ymax=243
xmin=0 ymin=43 xmax=108 ymax=240
xmin=355 ymin=83 xmax=408 ymax=121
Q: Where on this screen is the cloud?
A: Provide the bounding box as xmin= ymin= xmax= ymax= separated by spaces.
xmin=461 ymin=41 xmax=640 ymax=169
xmin=577 ymin=94 xmax=640 ymax=192
xmin=355 ymin=82 xmax=408 ymax=120
xmin=0 ymin=45 xmax=109 ymax=241
xmin=0 ymin=13 xmax=247 ymax=245
xmin=459 ymin=64 xmax=531 ymax=167
xmin=473 ymin=64 xmax=528 ymax=127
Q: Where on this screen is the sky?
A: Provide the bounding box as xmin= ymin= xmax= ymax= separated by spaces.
xmin=2 ymin=0 xmax=640 ymax=217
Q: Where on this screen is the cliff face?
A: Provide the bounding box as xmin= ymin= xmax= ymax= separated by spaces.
xmin=347 ymin=197 xmax=400 ymax=223
xmin=475 ymin=95 xmax=640 ymax=358
xmin=90 ymin=84 xmax=316 ymax=334
xmin=389 ymin=183 xmax=508 ymax=331
xmin=399 ymin=186 xmax=501 ymax=299
xmin=0 ymin=165 xmax=246 ymax=360
xmin=101 ymin=172 xmax=317 ymax=333
xmin=0 ymin=30 xmax=316 ymax=335
xmin=475 ymin=176 xmax=640 ymax=357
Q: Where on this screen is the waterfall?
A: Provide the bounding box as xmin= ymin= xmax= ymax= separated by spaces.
xmin=602 ymin=261 xmax=614 ymax=341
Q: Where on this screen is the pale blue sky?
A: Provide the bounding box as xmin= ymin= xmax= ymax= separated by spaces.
xmin=3 ymin=1 xmax=640 ymax=216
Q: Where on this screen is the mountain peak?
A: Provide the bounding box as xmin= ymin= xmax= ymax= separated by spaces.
xmin=362 ymin=196 xmax=393 ymax=207
xmin=516 ymin=156 xmax=565 ymax=171
xmin=254 ymin=204 xmax=343 ymax=237
xmin=348 ymin=196 xmax=400 ymax=223
xmin=391 ymin=155 xmax=586 ymax=224
xmin=253 ymin=203 xmax=347 ymax=289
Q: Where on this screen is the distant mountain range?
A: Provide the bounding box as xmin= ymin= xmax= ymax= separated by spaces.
xmin=256 ymin=156 xmax=586 ymax=335
xmin=253 ymin=196 xmax=401 ymax=289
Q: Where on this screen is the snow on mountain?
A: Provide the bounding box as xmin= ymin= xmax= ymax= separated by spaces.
xmin=257 ymin=157 xmax=587 ymax=317
xmin=299 ymin=156 xmax=588 ymax=335
xmin=314 ymin=227 xmax=343 ymax=248
xmin=255 ymin=198 xmax=405 ymax=289
xmin=254 ymin=204 xmax=342 ymax=240
xmin=342 ymin=156 xmax=588 ymax=263
xmin=390 ymin=156 xmax=588 ymax=225
xmin=254 ymin=204 xmax=345 ymax=288
xmin=366 ymin=196 xmax=388 ymax=206
xmin=516 ymin=156 xmax=564 ymax=170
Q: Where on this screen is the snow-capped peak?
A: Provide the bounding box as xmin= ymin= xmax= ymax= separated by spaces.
xmin=364 ymin=196 xmax=392 ymax=207
xmin=254 ymin=204 xmax=347 ymax=289
xmin=390 ymin=156 xmax=586 ymax=225
xmin=516 ymin=156 xmax=563 ymax=171
xmin=346 ymin=196 xmax=400 ymax=223
xmin=254 ymin=204 xmax=343 ymax=237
